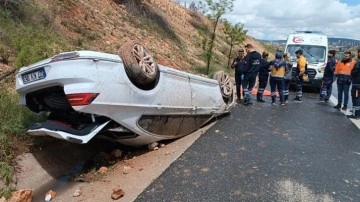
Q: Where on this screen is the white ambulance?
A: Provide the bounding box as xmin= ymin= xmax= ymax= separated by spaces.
xmin=284 ymin=31 xmax=328 ymax=91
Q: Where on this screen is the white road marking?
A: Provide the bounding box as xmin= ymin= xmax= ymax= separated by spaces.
xmin=329 ymin=95 xmax=360 ymax=128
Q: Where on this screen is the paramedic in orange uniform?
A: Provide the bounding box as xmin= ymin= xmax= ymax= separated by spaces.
xmin=334 ymin=51 xmax=356 ymax=110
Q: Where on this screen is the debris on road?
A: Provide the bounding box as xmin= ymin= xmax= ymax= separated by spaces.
xmin=98 ymin=166 xmax=108 ymax=174
xmin=111 ymin=185 xmax=125 ymax=200
xmin=148 ymin=142 xmax=159 ymax=150
xmin=73 ymin=189 xmax=82 ymax=197
xmin=123 ymin=166 xmax=132 ymax=174
xmin=8 ymin=189 xmax=32 ymax=202
xmin=45 ymin=190 xmax=56 ymax=201
xmin=111 ymin=149 xmax=123 ymax=158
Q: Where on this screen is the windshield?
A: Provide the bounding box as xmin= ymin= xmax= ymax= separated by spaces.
xmin=286 ymin=45 xmax=326 ymax=63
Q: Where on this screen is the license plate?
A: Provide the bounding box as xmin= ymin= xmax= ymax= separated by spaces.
xmin=22 ymin=68 xmax=46 ymax=84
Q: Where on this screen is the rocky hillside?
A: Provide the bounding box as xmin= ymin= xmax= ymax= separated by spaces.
xmin=0 ymin=1 xmax=272 ymax=198
xmin=1 ymin=0 xmax=269 ymax=73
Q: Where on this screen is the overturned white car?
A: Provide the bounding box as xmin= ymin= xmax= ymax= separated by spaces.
xmin=16 ymin=41 xmax=235 ymax=146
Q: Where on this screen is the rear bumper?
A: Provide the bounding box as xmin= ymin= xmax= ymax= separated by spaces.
xmin=27 ymin=120 xmax=110 ymax=144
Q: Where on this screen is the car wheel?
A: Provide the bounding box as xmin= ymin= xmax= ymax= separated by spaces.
xmin=213 ymin=71 xmax=233 ymax=99
xmin=119 ymin=40 xmax=159 ymax=89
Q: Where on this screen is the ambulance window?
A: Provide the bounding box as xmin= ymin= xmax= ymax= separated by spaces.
xmin=286 ymin=45 xmax=326 ymax=62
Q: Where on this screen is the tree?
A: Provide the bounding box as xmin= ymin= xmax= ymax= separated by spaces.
xmin=199 ymin=0 xmax=234 ymax=75
xmin=223 ymin=20 xmax=247 ymax=68
xmin=189 ymin=1 xmax=198 ymax=11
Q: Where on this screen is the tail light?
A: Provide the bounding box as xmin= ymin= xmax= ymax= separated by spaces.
xmin=66 ymin=93 xmax=99 ymax=106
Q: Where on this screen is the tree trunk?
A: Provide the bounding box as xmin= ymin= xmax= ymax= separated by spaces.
xmin=206 ymin=17 xmax=220 ymax=75
xmin=227 ymin=38 xmax=234 ymax=68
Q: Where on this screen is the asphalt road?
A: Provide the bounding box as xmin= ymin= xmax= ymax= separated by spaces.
xmin=136 ymin=91 xmax=360 ymax=201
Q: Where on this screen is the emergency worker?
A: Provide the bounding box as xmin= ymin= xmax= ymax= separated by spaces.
xmin=257 ymin=51 xmax=271 ymax=102
xmin=319 ymin=50 xmax=337 ymax=102
xmin=269 ymin=53 xmax=286 ymax=105
xmin=283 ymin=53 xmax=293 ymax=103
xmin=231 ymin=49 xmax=246 ymax=102
xmin=348 ymin=50 xmax=360 ymax=119
xmin=334 ymin=51 xmax=356 ymax=110
xmin=293 ymin=49 xmax=307 ymax=102
xmin=242 ymin=43 xmax=262 ymax=106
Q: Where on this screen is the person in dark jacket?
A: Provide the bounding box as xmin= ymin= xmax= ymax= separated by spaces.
xmin=242 ymin=43 xmax=262 ymax=105
xmin=347 ymin=50 xmax=360 ymax=119
xmin=283 ymin=53 xmax=293 ymax=103
xmin=319 ymin=50 xmax=337 ymax=102
xmin=257 ymin=51 xmax=270 ymax=102
xmin=231 ymin=48 xmax=246 ymax=102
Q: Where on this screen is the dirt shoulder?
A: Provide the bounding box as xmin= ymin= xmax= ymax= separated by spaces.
xmin=15 ymin=122 xmax=216 ymax=202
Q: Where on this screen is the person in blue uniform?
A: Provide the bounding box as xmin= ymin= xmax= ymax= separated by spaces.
xmin=348 ymin=50 xmax=360 ymax=119
xmin=231 ymin=48 xmax=246 ymax=102
xmin=257 ymin=51 xmax=270 ymax=102
xmin=319 ymin=50 xmax=337 ymax=102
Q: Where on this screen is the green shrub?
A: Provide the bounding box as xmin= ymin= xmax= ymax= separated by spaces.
xmin=0 ymin=88 xmax=45 ymax=159
xmin=0 ymin=134 xmax=13 ymax=163
xmin=0 ymin=162 xmax=12 ymax=185
xmin=0 ymin=88 xmax=27 ymax=134
xmin=0 ymin=87 xmax=45 ymax=199
xmin=0 ymin=3 xmax=70 ymax=68
xmin=0 ymin=44 xmax=10 ymax=64
xmin=193 ymin=65 xmax=208 ymax=75
xmin=0 ymin=0 xmax=27 ymax=20
xmin=0 ymin=161 xmax=14 ymax=199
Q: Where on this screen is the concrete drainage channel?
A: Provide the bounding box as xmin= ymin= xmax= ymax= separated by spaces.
xmin=15 ymin=139 xmax=124 ymax=201
xmin=14 ymin=122 xmax=215 ymax=201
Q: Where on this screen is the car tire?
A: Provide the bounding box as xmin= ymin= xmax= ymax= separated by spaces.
xmin=213 ymin=71 xmax=233 ymax=100
xmin=118 ymin=40 xmax=159 ymax=89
